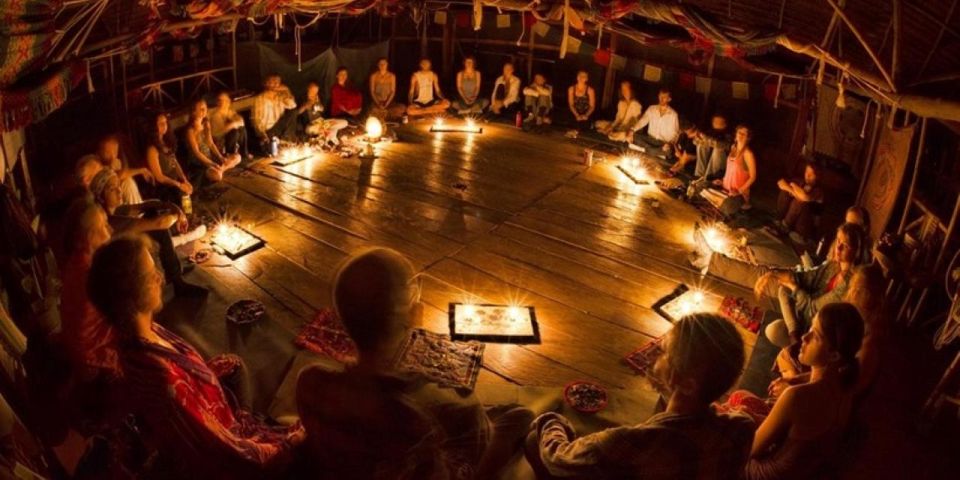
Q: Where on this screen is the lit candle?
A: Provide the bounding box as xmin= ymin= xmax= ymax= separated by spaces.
xmin=693 ymin=290 xmax=705 ymax=305
xmin=365 ymin=116 xmax=383 ymax=141
xmin=434 ymin=117 xmax=444 ymax=129
xmin=508 ymin=306 xmax=522 ymax=321
xmin=465 ymin=118 xmax=476 ymax=130
xmin=464 ymin=304 xmax=476 ymax=319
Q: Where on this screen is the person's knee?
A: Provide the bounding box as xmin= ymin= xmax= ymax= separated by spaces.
xmin=765 ymin=319 xmax=792 ymax=348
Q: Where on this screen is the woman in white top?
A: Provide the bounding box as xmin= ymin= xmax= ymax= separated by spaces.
xmin=453 ymin=56 xmax=489 ymax=115
xmin=491 ymin=62 xmax=522 ymax=117
xmin=595 ymin=80 xmax=642 ymax=141
xmin=407 ymin=58 xmax=450 ymax=118
xmin=95 ymin=134 xmax=152 ymax=205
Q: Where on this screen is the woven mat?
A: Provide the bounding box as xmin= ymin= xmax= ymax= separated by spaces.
xmin=293 ymin=309 xmax=358 ymax=364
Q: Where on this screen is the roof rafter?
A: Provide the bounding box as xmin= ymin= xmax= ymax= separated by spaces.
xmin=824 ymin=0 xmax=897 ymax=92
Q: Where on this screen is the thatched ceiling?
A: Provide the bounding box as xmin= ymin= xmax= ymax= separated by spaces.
xmin=8 ymin=1 xmax=960 ymax=113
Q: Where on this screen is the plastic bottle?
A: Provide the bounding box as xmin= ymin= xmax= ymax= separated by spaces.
xmin=270 ymin=136 xmax=279 ymax=157
xmin=181 ymin=194 xmax=192 ymax=215
xmin=515 ymin=110 xmax=522 ymax=128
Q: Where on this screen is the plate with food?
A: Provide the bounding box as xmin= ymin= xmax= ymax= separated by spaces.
xmin=564 ymin=381 xmax=608 ymax=413
xmin=226 ymin=299 xmax=266 ymax=325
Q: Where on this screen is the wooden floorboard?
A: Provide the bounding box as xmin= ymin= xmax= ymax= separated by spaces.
xmin=192 ymin=120 xmax=791 ymax=398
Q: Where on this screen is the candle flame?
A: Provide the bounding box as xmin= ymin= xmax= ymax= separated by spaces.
xmin=365 ymin=116 xmax=383 ymax=140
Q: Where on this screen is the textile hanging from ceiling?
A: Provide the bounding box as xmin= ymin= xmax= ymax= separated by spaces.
xmin=0 ymin=0 xmax=61 ymax=87
xmin=1 ymin=62 xmax=86 ymax=133
xmin=861 ymin=124 xmax=915 ymax=240
xmin=174 ymin=0 xmax=389 ymax=20
xmin=253 ymin=41 xmax=389 ymax=100
xmin=598 ymin=0 xmax=778 ymax=58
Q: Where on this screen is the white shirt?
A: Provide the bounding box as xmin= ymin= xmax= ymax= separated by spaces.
xmin=633 ymin=104 xmax=680 ymax=143
xmin=493 ymin=75 xmax=521 ymax=106
xmin=252 ymin=89 xmax=296 ymax=134
xmin=612 ymin=99 xmax=643 ymax=131
xmin=523 ymin=84 xmax=552 ymax=97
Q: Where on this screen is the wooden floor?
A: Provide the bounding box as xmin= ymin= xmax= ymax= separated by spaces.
xmin=185 ymin=120 xmax=774 ymax=406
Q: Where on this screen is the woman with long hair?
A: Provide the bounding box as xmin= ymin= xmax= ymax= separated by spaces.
xmin=87 ymin=235 xmax=304 ymax=478
xmin=184 ymin=99 xmax=241 ymax=185
xmin=595 ymin=80 xmax=642 ymax=142
xmin=745 ymin=303 xmax=864 ymax=479
xmin=145 ymin=112 xmax=193 ymax=204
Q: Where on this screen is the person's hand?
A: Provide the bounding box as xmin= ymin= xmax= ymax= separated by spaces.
xmin=768 ymin=377 xmax=791 ymax=398
xmin=157 ymin=213 xmax=178 ymax=230
xmin=780 ymin=272 xmax=798 ymax=291
xmin=177 ymin=212 xmax=189 ymax=234
xmin=712 ymin=179 xmax=723 ymax=187
xmin=777 ymin=179 xmax=789 ymax=190
xmin=179 ymin=181 xmax=194 ymax=196
xmin=728 ymin=187 xmax=740 ymax=196
xmin=754 ymin=272 xmax=777 ymax=298
xmin=286 ymin=424 xmax=307 ymax=446
xmin=662 ymin=143 xmax=672 ymax=152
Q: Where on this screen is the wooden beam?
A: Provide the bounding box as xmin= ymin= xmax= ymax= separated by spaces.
xmin=601 ymin=33 xmax=618 ymax=110
xmin=526 ymin=23 xmax=536 ymax=81
xmin=891 ymin=0 xmax=900 ymax=84
xmin=823 ymin=0 xmax=897 ymax=92
xmin=904 ymin=0 xmax=960 ymax=42
xmin=915 ymin=0 xmax=959 ymax=80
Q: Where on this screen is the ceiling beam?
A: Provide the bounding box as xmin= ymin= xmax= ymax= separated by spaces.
xmin=905 ymin=0 xmax=960 ymax=42
xmin=892 ymin=0 xmax=900 ymax=84
xmin=824 ymin=0 xmax=897 ymax=92
xmin=915 ymin=0 xmax=959 ymax=81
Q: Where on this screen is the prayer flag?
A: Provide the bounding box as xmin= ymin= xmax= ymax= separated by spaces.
xmin=626 ymin=59 xmax=644 ymax=77
xmin=524 ymin=12 xmax=537 ymax=27
xmin=732 ymin=81 xmax=750 ymax=99
xmin=593 ymin=49 xmax=611 ymax=67
xmin=566 ymin=36 xmax=582 ymax=54
xmin=533 ymin=21 xmax=550 ymax=37
xmin=695 ymin=76 xmax=711 ymax=95
xmin=782 ymin=83 xmax=798 ymax=100
xmin=456 ymin=12 xmax=471 ymax=28
xmin=497 ymin=14 xmax=511 ymax=28
xmin=763 ymin=81 xmax=779 ymax=102
xmin=611 ymin=54 xmax=627 ymax=71
xmin=434 ymin=11 xmax=447 ymax=25
xmin=678 ymin=72 xmax=695 ymax=90
xmin=643 ymin=64 xmax=662 ymax=82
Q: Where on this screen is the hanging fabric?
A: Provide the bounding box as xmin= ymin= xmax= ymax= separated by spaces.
xmin=559 ymin=0 xmax=570 ymax=58
xmin=473 ymin=0 xmax=483 ymax=30
xmin=1 ymin=61 xmax=86 ymax=132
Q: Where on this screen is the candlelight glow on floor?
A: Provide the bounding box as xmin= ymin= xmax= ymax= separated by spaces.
xmin=274 ymin=143 xmax=318 ymax=166
xmin=210 ymin=222 xmax=266 ymax=259
xmin=430 ymin=116 xmax=483 ymax=134
xmin=655 ymin=285 xmax=709 ymax=323
xmin=449 ymin=303 xmax=540 ymax=343
xmin=617 ymin=155 xmax=652 ymax=185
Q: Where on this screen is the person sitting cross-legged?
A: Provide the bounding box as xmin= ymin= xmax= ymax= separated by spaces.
xmin=407 ymin=58 xmax=451 ymax=118
xmin=692 ymin=113 xmax=732 ymax=181
xmin=595 ymin=80 xmax=641 ymax=142
xmin=298 ymin=81 xmax=349 ymax=148
xmin=87 ymin=235 xmax=305 ymax=479
xmin=252 ymin=74 xmax=299 ymax=149
xmin=453 ymin=56 xmax=489 ymax=115
xmin=525 ymin=313 xmax=754 ymax=479
xmin=629 ymin=88 xmax=680 ymax=160
xmin=296 ymin=248 xmax=534 ymax=479
xmin=668 ymin=121 xmax=700 ymax=175
xmin=522 ymin=73 xmax=554 ymax=126
xmin=331 ymin=67 xmax=364 ymax=120
xmin=210 ymin=91 xmax=251 ymax=160
xmin=369 ymin=57 xmax=407 ymax=120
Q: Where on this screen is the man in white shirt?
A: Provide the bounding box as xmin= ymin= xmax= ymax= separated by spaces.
xmin=251 ymin=74 xmax=298 ymax=148
xmin=491 ymin=62 xmax=522 ymax=117
xmin=630 ymin=88 xmax=680 ymax=159
xmin=407 ymin=57 xmax=450 ymax=118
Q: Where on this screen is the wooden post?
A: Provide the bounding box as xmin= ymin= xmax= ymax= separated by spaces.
xmin=601 ymin=33 xmax=618 ymax=110
xmin=824 ymin=0 xmax=897 ymax=91
xmin=527 ymin=23 xmax=536 ymax=82
xmin=892 ymin=0 xmax=900 ymax=85
xmin=699 ymin=54 xmax=716 ymax=122
xmin=856 ymin=104 xmax=884 ymax=203
xmin=420 ymin=15 xmax=429 ymax=59
xmin=231 ymin=24 xmax=238 ymax=89
xmin=442 ymin=16 xmax=453 ymax=77
xmin=898 ymin=117 xmax=928 ymax=232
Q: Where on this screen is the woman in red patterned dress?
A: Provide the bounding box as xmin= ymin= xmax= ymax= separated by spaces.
xmin=87 ymin=234 xmax=304 ymax=479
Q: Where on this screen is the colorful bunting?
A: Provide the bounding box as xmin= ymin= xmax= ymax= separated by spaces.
xmin=643 ymin=64 xmax=662 ymax=82
xmin=678 ymin=72 xmax=695 ymax=90
xmin=732 ymin=81 xmax=750 ymax=99
xmin=566 ymin=36 xmax=582 ymax=54
xmin=456 ymin=12 xmax=471 ymax=29
xmin=532 ymin=21 xmax=550 ymax=37
xmin=611 ymin=54 xmax=627 ymax=71
xmin=695 ymin=76 xmax=711 ymax=95
xmin=524 ymin=12 xmax=537 ymax=28
xmin=1 ymin=62 xmax=86 ymax=132
xmin=496 ymin=14 xmax=511 ymax=28
xmin=593 ymin=49 xmax=612 ymax=67
xmin=434 ymin=11 xmax=447 ymax=25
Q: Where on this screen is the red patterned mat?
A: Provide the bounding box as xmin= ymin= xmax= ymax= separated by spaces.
xmin=294 ymin=309 xmax=359 ymax=364
xmin=720 ymin=296 xmax=763 ymax=333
